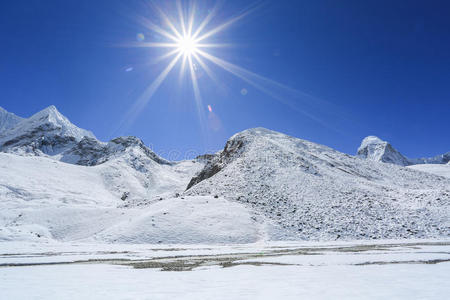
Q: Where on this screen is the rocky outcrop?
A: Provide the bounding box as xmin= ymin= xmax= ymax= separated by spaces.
xmin=187 ymin=134 xmax=245 ymax=190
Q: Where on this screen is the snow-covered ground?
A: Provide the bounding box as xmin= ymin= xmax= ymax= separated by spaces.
xmin=408 ymin=163 xmax=450 ymax=179
xmin=0 ymin=152 xmax=260 ymax=243
xmin=1 ymin=240 xmax=449 ymax=299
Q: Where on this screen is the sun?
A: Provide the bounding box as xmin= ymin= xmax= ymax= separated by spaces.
xmin=177 ymin=35 xmax=198 ymax=56
xmin=121 ymin=1 xmax=265 ymax=129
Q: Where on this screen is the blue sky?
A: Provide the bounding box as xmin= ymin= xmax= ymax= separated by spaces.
xmin=1 ymin=0 xmax=449 ymax=159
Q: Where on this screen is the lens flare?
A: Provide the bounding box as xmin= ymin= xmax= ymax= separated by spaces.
xmin=136 ymin=33 xmax=145 ymax=42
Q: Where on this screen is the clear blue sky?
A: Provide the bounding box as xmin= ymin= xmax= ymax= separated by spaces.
xmin=1 ymin=0 xmax=449 ymax=159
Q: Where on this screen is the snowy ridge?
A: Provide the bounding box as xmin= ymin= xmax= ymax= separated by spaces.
xmin=0 ymin=107 xmax=24 ymax=132
xmin=59 ymin=136 xmax=171 ymax=166
xmin=0 ymin=105 xmax=95 ymax=157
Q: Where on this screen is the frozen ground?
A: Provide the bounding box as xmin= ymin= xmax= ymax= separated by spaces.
xmin=1 ymin=240 xmax=449 ymax=299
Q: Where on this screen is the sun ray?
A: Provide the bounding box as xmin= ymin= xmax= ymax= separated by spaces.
xmin=149 ymin=48 xmax=180 ymax=65
xmin=123 ymin=42 xmax=179 ymax=48
xmin=134 ymin=15 xmax=179 ymax=42
xmin=176 ymin=0 xmax=187 ymax=36
xmin=196 ymin=49 xmax=334 ymax=130
xmin=194 ymin=3 xmax=261 ymax=43
xmin=191 ymin=0 xmax=224 ymax=39
xmin=196 ymin=43 xmax=234 ymax=48
xmin=179 ymin=54 xmax=188 ymax=82
xmin=187 ymin=1 xmax=196 ymax=37
xmin=118 ymin=52 xmax=183 ymax=132
xmin=152 ymin=4 xmax=183 ymax=40
xmin=188 ymin=55 xmax=207 ymax=139
xmin=192 ymin=52 xmax=221 ymax=88
xmin=188 ymin=55 xmax=202 ymax=108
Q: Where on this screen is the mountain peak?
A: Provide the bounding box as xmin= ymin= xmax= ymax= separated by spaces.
xmin=0 ymin=105 xmax=96 ymax=156
xmin=360 ymin=135 xmax=385 ymax=145
xmin=26 ymin=105 xmax=95 ymax=140
xmin=357 ymin=135 xmax=410 ymax=166
xmin=29 ymin=105 xmax=66 ymax=124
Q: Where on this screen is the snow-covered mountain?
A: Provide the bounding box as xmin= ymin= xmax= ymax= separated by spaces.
xmin=0 ymin=106 xmax=449 ymax=244
xmin=0 ymin=106 xmax=173 ymax=169
xmin=0 ymin=106 xmax=24 ymax=132
xmin=0 ymin=105 xmax=95 ymax=157
xmin=186 ymin=128 xmax=449 ymax=240
xmin=410 ymin=152 xmax=450 ymax=165
xmin=357 ymin=136 xmax=410 ymax=166
xmin=357 ymin=135 xmax=449 ymax=166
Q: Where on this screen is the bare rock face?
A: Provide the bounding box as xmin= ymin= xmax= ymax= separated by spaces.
xmin=186 ymin=134 xmax=245 ymax=190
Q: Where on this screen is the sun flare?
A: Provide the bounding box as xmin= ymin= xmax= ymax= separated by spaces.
xmin=177 ymin=35 xmax=199 ymax=56
xmin=122 ymin=1 xmax=267 ymax=130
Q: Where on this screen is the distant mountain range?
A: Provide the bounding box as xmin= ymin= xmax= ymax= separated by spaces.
xmin=0 ymin=106 xmax=448 ymax=244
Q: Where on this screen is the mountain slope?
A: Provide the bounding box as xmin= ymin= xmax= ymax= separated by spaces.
xmin=408 ymin=164 xmax=450 ymax=179
xmin=186 ymin=128 xmax=450 ymax=241
xmin=0 ymin=107 xmax=24 ymax=132
xmin=0 ymin=152 xmax=237 ymax=243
